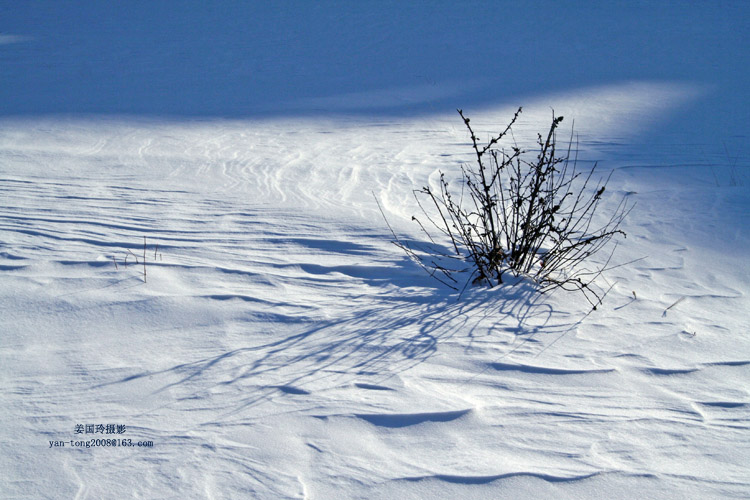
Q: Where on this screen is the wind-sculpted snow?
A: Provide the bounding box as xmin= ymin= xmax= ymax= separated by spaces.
xmin=2 ymin=0 xmax=749 ymax=496
xmin=353 ymin=409 xmax=472 ymax=428
xmin=1 ymin=107 xmax=748 ymax=498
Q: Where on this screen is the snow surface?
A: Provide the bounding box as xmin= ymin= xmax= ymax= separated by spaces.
xmin=1 ymin=2 xmax=749 ymax=499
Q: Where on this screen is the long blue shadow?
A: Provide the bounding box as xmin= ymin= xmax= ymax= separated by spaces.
xmin=1 ymin=1 xmax=747 ymax=144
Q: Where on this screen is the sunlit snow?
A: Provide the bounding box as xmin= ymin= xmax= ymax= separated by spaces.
xmin=1 ymin=2 xmax=748 ymax=499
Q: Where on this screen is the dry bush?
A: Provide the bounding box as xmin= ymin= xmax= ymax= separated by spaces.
xmin=390 ymin=107 xmax=632 ymax=308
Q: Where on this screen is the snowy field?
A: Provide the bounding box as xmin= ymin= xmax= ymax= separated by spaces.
xmin=2 ymin=2 xmax=749 ymax=499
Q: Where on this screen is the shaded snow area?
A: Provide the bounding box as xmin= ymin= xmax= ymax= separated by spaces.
xmin=1 ymin=2 xmax=749 ymax=499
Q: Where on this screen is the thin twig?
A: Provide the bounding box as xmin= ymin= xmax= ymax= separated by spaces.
xmin=663 ymin=296 xmax=686 ymax=316
xmin=143 ymin=236 xmax=147 ymax=283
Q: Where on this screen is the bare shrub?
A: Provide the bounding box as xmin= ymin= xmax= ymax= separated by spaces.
xmin=389 ymin=107 xmax=632 ymax=308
